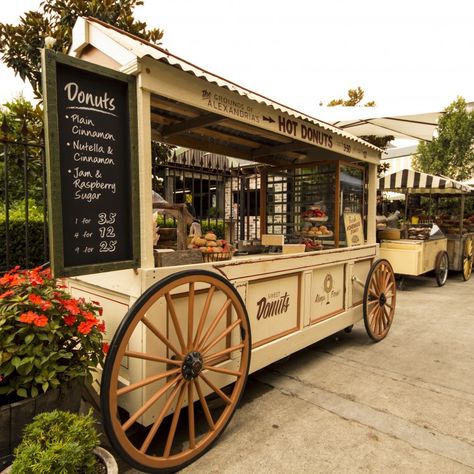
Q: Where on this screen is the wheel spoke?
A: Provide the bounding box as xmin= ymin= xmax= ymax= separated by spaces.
xmin=124 ymin=350 xmax=181 ymax=366
xmin=118 ymin=367 xmax=181 ymax=396
xmin=383 ymin=305 xmax=392 ymax=323
xmin=163 ymin=382 xmax=187 ymax=457
xmin=202 ymin=319 xmax=241 ymax=355
xmin=193 ymin=285 xmax=216 ymax=348
xmin=204 ymin=343 xmax=245 ymax=365
xmin=188 ymin=382 xmax=196 ymax=449
xmin=123 ymin=375 xmax=180 ymax=432
xmin=194 ymin=378 xmax=215 ymax=430
xmin=204 ymin=365 xmax=243 ymax=377
xmin=165 ymin=293 xmax=186 ymax=353
xmin=139 ymin=379 xmax=185 ymax=454
xmin=196 ymin=298 xmax=231 ymax=351
xmin=199 ymin=373 xmax=232 ymax=405
xmin=369 ymin=287 xmax=379 ymax=299
xmin=142 ymin=316 xmax=183 ymax=359
xmin=187 ymin=283 xmax=195 ymax=351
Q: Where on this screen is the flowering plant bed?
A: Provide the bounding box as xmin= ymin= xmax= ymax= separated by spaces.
xmin=0 ymin=266 xmax=107 ymax=401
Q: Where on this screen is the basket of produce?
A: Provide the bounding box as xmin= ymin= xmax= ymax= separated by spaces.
xmin=202 ymin=251 xmax=234 ymax=262
xmin=188 ymin=232 xmax=234 ymax=261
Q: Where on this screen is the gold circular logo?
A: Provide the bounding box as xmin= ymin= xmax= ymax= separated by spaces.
xmin=323 ymin=273 xmax=333 ymax=294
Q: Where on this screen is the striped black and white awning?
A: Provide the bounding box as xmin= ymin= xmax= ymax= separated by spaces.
xmin=378 ymin=169 xmax=473 ymax=194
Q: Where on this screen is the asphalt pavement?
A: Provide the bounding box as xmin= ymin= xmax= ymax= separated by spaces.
xmin=115 ymin=272 xmax=474 ymax=474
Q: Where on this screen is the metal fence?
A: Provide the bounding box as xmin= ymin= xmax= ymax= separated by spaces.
xmin=0 ymin=120 xmax=48 ymax=272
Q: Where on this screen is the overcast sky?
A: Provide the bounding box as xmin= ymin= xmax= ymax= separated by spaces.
xmin=1 ymin=0 xmax=473 ymax=117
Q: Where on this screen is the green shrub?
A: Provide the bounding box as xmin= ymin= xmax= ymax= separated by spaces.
xmin=11 ymin=409 xmax=100 ymax=474
xmin=200 ymin=221 xmax=225 ymax=239
xmin=0 ymin=200 xmax=47 ymax=270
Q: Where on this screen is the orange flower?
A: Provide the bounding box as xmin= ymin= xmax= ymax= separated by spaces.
xmin=0 ymin=290 xmax=14 ymax=299
xmin=28 ymin=294 xmax=44 ymax=305
xmin=34 ymin=315 xmax=48 ymax=327
xmin=19 ymin=311 xmax=39 ymax=324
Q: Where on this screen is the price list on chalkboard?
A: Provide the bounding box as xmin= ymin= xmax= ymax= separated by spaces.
xmin=43 ymin=51 xmax=139 ymax=276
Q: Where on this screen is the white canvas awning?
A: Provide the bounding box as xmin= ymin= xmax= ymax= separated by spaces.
xmin=315 ymin=106 xmax=442 ymax=142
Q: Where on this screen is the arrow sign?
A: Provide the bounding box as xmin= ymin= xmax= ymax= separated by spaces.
xmin=262 ymin=115 xmax=275 ymax=123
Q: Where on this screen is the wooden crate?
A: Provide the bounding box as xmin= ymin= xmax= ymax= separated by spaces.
xmin=154 ymin=249 xmax=202 ymax=267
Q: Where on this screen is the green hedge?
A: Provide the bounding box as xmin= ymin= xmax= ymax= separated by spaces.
xmin=156 ymin=215 xmax=225 ymax=239
xmin=0 ymin=202 xmax=47 ymax=270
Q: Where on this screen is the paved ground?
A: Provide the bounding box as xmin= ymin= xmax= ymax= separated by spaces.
xmin=111 ymin=272 xmax=474 ymax=473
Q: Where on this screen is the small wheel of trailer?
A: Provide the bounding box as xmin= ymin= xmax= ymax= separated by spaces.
xmin=101 ymin=270 xmax=251 ymax=473
xmin=462 ymin=237 xmax=473 ymax=281
xmin=363 ymin=259 xmax=396 ymax=342
xmin=435 ymin=251 xmax=449 ymax=287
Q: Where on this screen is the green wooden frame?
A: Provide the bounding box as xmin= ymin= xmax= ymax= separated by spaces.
xmin=42 ymin=49 xmax=140 ymax=277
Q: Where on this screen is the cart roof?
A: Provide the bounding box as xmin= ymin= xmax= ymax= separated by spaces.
xmin=69 ymin=17 xmax=381 ymax=165
xmin=378 ymin=168 xmax=474 ymax=194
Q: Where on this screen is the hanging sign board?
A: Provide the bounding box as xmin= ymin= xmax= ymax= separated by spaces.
xmin=42 ymin=50 xmax=140 ymax=277
xmin=343 ymin=212 xmax=364 ymax=247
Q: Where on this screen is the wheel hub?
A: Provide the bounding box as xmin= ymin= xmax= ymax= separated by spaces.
xmin=379 ymin=293 xmax=387 ymax=306
xmin=181 ymin=351 xmax=203 ymax=381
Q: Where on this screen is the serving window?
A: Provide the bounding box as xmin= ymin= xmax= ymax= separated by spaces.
xmin=263 ymin=161 xmax=366 ymax=248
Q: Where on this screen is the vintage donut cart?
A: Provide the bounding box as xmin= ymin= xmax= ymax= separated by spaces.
xmin=42 ymin=18 xmax=396 ymax=473
xmin=378 ymin=169 xmax=474 ymax=288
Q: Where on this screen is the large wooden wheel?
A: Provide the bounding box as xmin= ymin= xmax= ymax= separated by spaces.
xmin=435 ymin=251 xmax=449 ymax=286
xmin=101 ymin=270 xmax=251 ymax=473
xmin=363 ymin=259 xmax=396 ymax=342
xmin=462 ymin=238 xmax=473 ymax=281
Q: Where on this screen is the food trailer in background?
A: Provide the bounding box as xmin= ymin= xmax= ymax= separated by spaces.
xmin=378 ymin=169 xmax=474 ymax=288
xmin=42 ymin=17 xmax=396 ymax=472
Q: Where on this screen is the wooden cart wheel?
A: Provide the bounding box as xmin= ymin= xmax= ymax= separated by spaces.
xmin=462 ymin=238 xmax=473 ymax=281
xmin=363 ymin=259 xmax=396 ymax=342
xmin=435 ymin=251 xmax=449 ymax=286
xmin=101 ymin=270 xmax=251 ymax=473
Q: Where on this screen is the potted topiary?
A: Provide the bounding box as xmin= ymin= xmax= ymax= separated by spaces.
xmin=0 ymin=266 xmax=108 ymax=467
xmin=2 ymin=409 xmax=118 ymax=473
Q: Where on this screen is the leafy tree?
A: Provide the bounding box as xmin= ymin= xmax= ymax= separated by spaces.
xmin=413 ymin=97 xmax=474 ymax=181
xmin=0 ymin=0 xmax=164 ymax=99
xmin=326 ymin=86 xmax=376 ymax=107
xmin=1 ymin=96 xmax=44 ymax=204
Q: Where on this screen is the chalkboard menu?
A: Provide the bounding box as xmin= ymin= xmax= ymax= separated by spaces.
xmin=42 ymin=50 xmax=140 ymax=277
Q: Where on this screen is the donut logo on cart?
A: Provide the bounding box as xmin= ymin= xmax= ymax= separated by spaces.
xmin=256 ymin=291 xmax=290 ymax=320
xmin=315 ymin=273 xmax=340 ymax=305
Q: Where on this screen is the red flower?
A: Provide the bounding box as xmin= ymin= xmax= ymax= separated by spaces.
xmin=0 ymin=290 xmax=14 ymax=299
xmin=40 ymin=301 xmax=52 ymax=311
xmin=28 ymin=294 xmax=44 ymax=305
xmin=102 ymin=342 xmax=110 ymax=354
xmin=97 ymin=322 xmax=106 ymax=333
xmin=62 ymin=299 xmax=80 ymax=315
xmin=34 ymin=315 xmax=48 ymax=327
xmin=28 ymin=271 xmax=44 ymax=286
xmin=78 ymin=321 xmax=93 ymax=335
xmin=64 ymin=315 xmax=77 ymax=326
xmin=19 ymin=311 xmax=40 ymax=324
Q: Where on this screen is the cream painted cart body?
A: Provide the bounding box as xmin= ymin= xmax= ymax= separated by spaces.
xmin=379 ymin=236 xmax=449 ymax=288
xmin=58 ymin=18 xmax=397 ymax=473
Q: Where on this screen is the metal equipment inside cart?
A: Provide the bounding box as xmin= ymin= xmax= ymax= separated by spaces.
xmin=378 ymin=169 xmax=474 ymax=289
xmin=42 ymin=17 xmax=397 ymax=473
